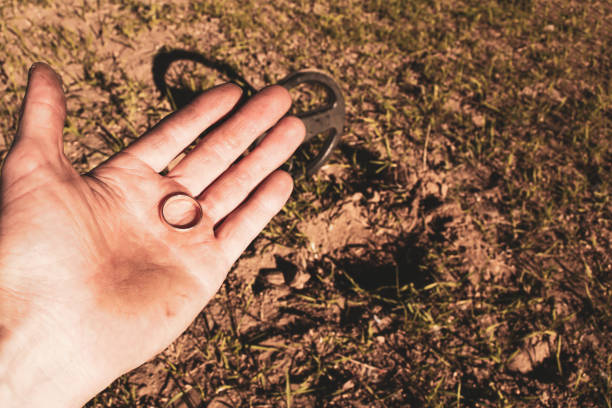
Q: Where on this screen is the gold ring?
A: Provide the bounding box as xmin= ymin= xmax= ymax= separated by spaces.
xmin=159 ymin=192 xmax=203 ymax=231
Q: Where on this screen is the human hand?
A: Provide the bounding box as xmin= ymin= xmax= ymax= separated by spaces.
xmin=0 ymin=63 xmax=304 ymax=407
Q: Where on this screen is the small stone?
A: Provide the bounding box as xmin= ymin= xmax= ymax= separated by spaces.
xmin=342 ymin=380 xmax=355 ymax=391
xmin=440 ymin=183 xmax=449 ymax=198
xmin=290 ymin=271 xmax=311 ymax=289
xmin=264 ymin=271 xmax=285 ymax=286
xmin=207 ymin=398 xmax=234 ymax=408
xmin=370 ymin=191 xmax=381 ymax=203
xmin=507 ymin=333 xmax=558 ymax=374
xmin=472 ymin=113 xmax=486 ymax=127
xmin=350 ymin=192 xmax=364 ymax=202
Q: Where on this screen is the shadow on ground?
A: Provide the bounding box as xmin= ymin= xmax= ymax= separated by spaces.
xmin=152 ymin=48 xmax=256 ymax=109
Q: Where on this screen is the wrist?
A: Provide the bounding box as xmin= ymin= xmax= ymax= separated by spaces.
xmin=0 ymin=274 xmax=93 ymax=408
xmin=0 ymin=320 xmax=83 ymax=408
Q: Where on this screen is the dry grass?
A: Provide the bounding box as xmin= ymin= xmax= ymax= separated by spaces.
xmin=0 ymin=0 xmax=610 ymax=406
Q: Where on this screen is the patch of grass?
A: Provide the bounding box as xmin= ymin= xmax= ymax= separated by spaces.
xmin=0 ymin=0 xmax=610 ymax=406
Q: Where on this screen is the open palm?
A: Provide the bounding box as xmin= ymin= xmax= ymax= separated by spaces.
xmin=0 ymin=63 xmax=304 ymax=407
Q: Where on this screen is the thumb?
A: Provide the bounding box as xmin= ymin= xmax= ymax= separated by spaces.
xmin=14 ymin=62 xmax=67 ymax=156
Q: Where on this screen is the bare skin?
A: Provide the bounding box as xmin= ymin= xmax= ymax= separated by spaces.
xmin=0 ymin=63 xmax=304 ymax=407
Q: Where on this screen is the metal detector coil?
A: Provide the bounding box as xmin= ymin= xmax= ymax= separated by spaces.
xmin=277 ymin=70 xmax=345 ymax=175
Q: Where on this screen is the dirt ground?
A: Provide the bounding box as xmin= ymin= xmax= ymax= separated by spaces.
xmin=0 ymin=0 xmax=610 ymax=407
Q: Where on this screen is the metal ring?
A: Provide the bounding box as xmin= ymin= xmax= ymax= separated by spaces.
xmin=159 ymin=192 xmax=203 ymax=231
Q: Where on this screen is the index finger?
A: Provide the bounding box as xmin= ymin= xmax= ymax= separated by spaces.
xmin=120 ymin=83 xmax=243 ymax=172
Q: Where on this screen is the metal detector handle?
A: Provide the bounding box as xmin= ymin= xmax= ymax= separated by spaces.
xmin=277 ymin=70 xmax=345 ymax=175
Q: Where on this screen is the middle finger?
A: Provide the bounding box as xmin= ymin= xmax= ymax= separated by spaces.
xmin=198 ymin=115 xmax=304 ymax=225
xmin=167 ymin=85 xmax=292 ymax=196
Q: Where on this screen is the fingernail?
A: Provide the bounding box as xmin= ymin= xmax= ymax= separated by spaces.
xmin=28 ymin=62 xmax=40 ymax=79
xmin=28 ymin=62 xmax=63 ymax=87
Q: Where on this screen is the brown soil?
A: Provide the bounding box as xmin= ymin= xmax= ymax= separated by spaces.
xmin=1 ymin=1 xmax=610 ymax=407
